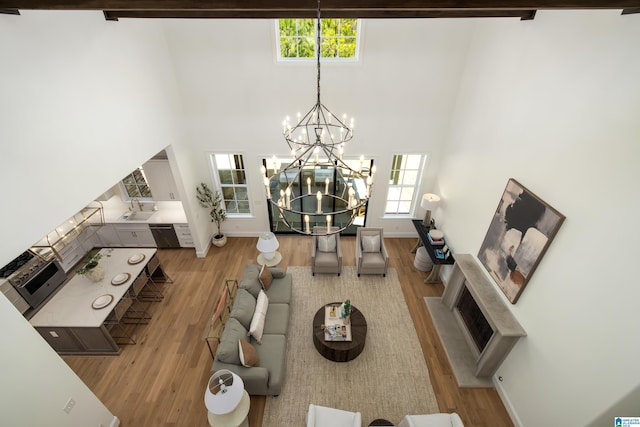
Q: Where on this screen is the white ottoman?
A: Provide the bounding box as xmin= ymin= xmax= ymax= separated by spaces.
xmin=413 ymin=246 xmax=433 ymax=272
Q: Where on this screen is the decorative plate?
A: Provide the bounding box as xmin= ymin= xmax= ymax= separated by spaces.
xmin=111 ymin=272 xmax=131 ymax=286
xmin=128 ymin=253 xmax=146 ymax=265
xmin=92 ymin=294 xmax=114 ymax=309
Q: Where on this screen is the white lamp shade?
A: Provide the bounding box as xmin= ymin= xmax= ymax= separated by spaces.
xmin=420 ymin=193 xmax=441 ymax=211
xmin=256 ymin=232 xmax=280 ymax=255
xmin=204 ymin=370 xmax=245 ymax=414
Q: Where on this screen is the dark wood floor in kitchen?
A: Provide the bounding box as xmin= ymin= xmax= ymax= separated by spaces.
xmin=63 ymin=237 xmax=514 ymax=427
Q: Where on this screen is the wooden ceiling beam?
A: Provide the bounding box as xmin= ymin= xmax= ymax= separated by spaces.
xmin=2 ymin=0 xmax=639 ymax=12
xmin=102 ymin=9 xmax=539 ymax=20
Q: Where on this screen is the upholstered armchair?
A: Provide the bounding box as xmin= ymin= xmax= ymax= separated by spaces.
xmin=398 ymin=413 xmax=464 ymax=427
xmin=306 ymin=404 xmax=362 ymax=427
xmin=311 ymin=227 xmax=342 ymax=276
xmin=355 ymin=227 xmax=389 ymax=277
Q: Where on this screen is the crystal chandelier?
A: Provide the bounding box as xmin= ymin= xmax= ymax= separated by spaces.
xmin=262 ymin=0 xmax=375 ymax=236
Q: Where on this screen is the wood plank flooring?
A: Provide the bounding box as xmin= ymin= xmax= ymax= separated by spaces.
xmin=63 ymin=237 xmax=514 ymax=427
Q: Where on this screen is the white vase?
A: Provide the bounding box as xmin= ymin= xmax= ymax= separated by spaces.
xmin=85 ymin=264 xmax=105 ymax=282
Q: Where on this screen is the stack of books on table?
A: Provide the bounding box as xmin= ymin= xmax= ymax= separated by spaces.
xmin=427 ymin=230 xmax=445 ymax=246
xmin=435 ymin=245 xmax=451 ymax=260
xmin=324 ymin=305 xmax=353 ymax=342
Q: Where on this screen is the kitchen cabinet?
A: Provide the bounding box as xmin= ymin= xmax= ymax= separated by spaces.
xmin=114 ymin=224 xmax=156 ymax=247
xmin=174 ymin=223 xmax=195 ymax=248
xmin=143 ymin=159 xmax=180 ymax=201
xmin=35 ymin=326 xmax=119 ymax=354
xmin=97 ymin=224 xmax=122 ymax=247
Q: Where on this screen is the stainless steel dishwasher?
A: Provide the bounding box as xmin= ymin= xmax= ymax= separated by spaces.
xmin=149 ymin=224 xmax=181 ymax=248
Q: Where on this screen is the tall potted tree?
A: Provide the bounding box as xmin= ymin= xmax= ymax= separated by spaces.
xmin=196 ymin=182 xmax=228 ymax=247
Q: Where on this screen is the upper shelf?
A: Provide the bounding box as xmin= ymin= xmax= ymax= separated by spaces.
xmin=32 ymin=203 xmax=104 ymax=261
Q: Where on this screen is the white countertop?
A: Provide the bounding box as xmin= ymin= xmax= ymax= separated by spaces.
xmin=103 ymin=203 xmax=187 ymax=224
xmin=29 ymin=248 xmax=157 ymax=328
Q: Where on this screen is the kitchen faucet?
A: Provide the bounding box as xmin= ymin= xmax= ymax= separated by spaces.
xmin=130 ymin=198 xmax=144 ymax=211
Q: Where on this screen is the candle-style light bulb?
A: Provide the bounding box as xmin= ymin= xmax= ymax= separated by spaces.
xmin=316 ymin=191 xmax=322 ymax=214
xmin=325 ymin=178 xmax=329 ymax=194
xmin=307 ymin=177 xmax=311 ymax=195
xmin=326 ymin=215 xmax=331 ymax=234
xmin=304 ymin=215 xmax=310 ymax=234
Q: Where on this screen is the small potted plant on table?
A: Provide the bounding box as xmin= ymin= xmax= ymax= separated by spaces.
xmin=341 ymin=299 xmax=351 ymax=325
xmin=78 ymin=252 xmax=104 ymax=282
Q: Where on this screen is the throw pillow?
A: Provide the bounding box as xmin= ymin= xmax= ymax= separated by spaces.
xmin=239 ymin=264 xmax=262 ymax=298
xmin=216 ymin=318 xmax=248 ymax=365
xmin=362 ymin=234 xmax=381 ymax=253
xmin=258 ymin=264 xmax=273 ymax=291
xmin=249 ymin=290 xmax=269 ymax=344
xmin=317 ymin=235 xmax=336 ymax=252
xmin=229 ymin=289 xmax=257 ymax=330
xmin=238 ymin=340 xmax=260 ymax=367
xmin=268 ymin=267 xmax=286 ymax=278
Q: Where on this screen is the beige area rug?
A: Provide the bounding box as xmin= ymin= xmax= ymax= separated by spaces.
xmin=262 ymin=266 xmax=439 ymax=426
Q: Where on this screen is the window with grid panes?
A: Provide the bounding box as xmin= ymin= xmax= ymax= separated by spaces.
xmin=277 ymin=18 xmax=359 ymax=60
xmin=212 ymin=154 xmax=250 ymax=215
xmin=385 ymin=154 xmax=425 ymax=215
xmin=121 ymin=168 xmax=153 ymax=199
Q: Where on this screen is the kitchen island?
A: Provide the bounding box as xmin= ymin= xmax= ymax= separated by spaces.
xmin=30 ymin=248 xmax=160 ymax=355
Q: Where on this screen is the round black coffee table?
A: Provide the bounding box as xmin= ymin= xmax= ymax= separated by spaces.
xmin=369 ymin=419 xmax=394 ymax=426
xmin=312 ymin=303 xmax=367 ymax=362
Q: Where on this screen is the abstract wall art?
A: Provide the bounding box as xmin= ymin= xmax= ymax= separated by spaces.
xmin=478 ymin=179 xmax=565 ymax=304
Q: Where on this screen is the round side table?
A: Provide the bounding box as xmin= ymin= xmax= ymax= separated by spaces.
xmin=257 ymin=251 xmax=282 ymax=267
xmin=207 ymin=390 xmax=250 ymax=427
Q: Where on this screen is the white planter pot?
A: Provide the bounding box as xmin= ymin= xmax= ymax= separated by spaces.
xmin=212 ymin=235 xmax=227 ymax=248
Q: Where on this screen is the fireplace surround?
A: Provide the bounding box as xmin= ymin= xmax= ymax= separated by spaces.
xmin=426 ymin=254 xmax=526 ymax=387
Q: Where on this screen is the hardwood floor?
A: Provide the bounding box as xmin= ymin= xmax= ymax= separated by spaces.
xmin=63 ymin=237 xmax=514 ymax=427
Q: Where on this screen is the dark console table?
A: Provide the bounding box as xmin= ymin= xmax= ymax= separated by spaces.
xmin=410 ymin=219 xmax=454 ymax=283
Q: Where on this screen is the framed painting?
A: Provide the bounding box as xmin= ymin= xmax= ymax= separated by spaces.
xmin=478 ymin=179 xmax=565 ymax=304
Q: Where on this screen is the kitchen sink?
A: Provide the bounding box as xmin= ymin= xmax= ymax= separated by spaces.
xmin=121 ymin=211 xmax=156 ymax=221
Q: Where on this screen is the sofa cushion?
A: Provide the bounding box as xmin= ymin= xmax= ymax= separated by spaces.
xmin=249 ymin=290 xmax=269 ymax=344
xmin=259 ymin=264 xmax=273 ymax=291
xmin=362 ymin=234 xmax=381 ymax=252
xmin=317 ymin=234 xmax=336 ymax=252
xmin=265 ymin=274 xmax=293 ymax=304
xmin=216 ymin=318 xmax=249 ymax=365
xmin=252 ymin=334 xmax=286 ymax=393
xmin=263 ymin=303 xmax=290 ymax=335
xmin=268 ymin=267 xmax=286 ymax=278
xmin=239 ymin=340 xmax=260 ymax=367
xmin=230 ymin=289 xmax=256 ymax=330
xmin=362 ymin=252 xmax=386 ymax=268
xmin=239 ymin=264 xmax=262 ymax=298
xmin=315 ymin=251 xmax=338 ymax=268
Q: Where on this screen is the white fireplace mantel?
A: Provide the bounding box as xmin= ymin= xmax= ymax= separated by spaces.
xmin=426 ymin=254 xmax=526 ymax=387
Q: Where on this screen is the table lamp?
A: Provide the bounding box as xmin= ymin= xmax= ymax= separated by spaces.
xmin=204 ymin=369 xmax=245 ymax=414
xmin=256 ymin=232 xmax=279 ymax=261
xmin=420 ymin=193 xmax=441 ymax=228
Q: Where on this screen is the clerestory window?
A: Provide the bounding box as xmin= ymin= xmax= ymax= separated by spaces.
xmin=276 ymin=18 xmax=360 ymax=61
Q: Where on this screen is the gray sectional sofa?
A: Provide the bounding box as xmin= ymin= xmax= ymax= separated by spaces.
xmin=210 ymin=264 xmax=292 ymax=395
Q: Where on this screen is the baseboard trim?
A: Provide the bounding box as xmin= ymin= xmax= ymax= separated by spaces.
xmin=493 ymin=377 xmax=523 ymax=427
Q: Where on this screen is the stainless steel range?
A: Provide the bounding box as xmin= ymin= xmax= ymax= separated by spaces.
xmin=0 ymin=250 xmax=66 ymax=309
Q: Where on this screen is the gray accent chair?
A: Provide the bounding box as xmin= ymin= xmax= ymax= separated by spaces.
xmin=311 ymin=226 xmax=342 ymax=276
xmin=355 ymin=227 xmax=389 ymax=277
xmin=398 ymin=413 xmax=464 ymax=427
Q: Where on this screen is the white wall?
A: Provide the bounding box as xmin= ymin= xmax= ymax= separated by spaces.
xmin=437 ymin=11 xmax=640 ymax=426
xmin=0 ymin=11 xmax=185 ymax=424
xmin=162 ymin=18 xmax=473 ymax=236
